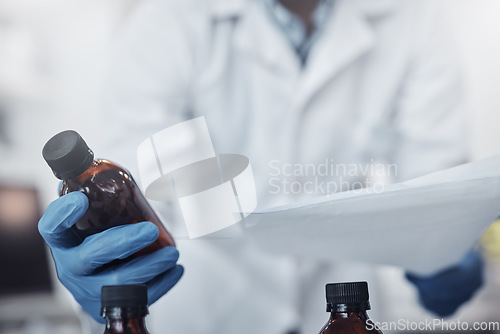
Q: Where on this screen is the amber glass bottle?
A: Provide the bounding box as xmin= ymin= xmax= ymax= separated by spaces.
xmin=101 ymin=285 xmax=151 ymax=334
xmin=319 ymin=282 xmax=382 ymax=334
xmin=42 ymin=130 xmax=174 ymax=253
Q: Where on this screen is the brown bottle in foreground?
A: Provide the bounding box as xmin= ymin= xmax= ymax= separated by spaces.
xmin=319 ymin=282 xmax=382 ymax=334
xmin=42 ymin=130 xmax=174 ymax=254
xmin=101 ymin=285 xmax=151 ymax=334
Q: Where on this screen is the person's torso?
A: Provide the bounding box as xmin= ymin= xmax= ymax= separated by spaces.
xmin=183 ymin=0 xmax=415 ymax=208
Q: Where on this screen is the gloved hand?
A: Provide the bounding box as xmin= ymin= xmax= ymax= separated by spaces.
xmin=406 ymin=250 xmax=483 ymax=317
xmin=38 ymin=191 xmax=184 ymax=323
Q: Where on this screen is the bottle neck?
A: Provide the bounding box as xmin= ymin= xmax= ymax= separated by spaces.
xmin=103 ymin=307 xmax=149 ymax=334
xmin=68 ymin=160 xmax=98 ymax=183
xmin=329 ymin=310 xmax=370 ymax=320
xmin=327 ymin=303 xmax=372 ymax=327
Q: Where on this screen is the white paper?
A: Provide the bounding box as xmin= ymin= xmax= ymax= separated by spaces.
xmin=224 ymin=156 xmax=500 ymax=275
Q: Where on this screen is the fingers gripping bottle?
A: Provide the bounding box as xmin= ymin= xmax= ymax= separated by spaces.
xmin=319 ymin=282 xmax=383 ymax=334
xmin=101 ymin=285 xmax=151 ymax=334
xmin=42 ymin=130 xmax=175 ymax=253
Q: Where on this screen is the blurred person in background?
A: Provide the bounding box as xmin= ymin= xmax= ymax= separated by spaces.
xmin=38 ymin=0 xmax=485 ymax=333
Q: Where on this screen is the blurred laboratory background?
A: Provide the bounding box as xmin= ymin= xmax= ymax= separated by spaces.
xmin=0 ymin=0 xmax=499 ymax=333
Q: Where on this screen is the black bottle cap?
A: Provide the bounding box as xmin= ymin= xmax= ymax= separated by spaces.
xmin=42 ymin=130 xmax=94 ymax=180
xmin=101 ymin=284 xmax=148 ymax=308
xmin=326 ymin=281 xmax=371 ymax=312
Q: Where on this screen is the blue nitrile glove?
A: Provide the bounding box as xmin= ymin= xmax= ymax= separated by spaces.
xmin=38 ymin=191 xmax=184 ymax=323
xmin=406 ymin=250 xmax=483 ymax=317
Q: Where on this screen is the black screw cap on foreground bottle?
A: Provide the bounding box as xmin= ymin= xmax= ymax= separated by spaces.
xmin=101 ymin=285 xmax=151 ymax=334
xmin=326 ymin=282 xmax=370 ymax=312
xmin=101 ymin=284 xmax=148 ymax=311
xmin=42 ymin=130 xmax=94 ymax=180
xmin=319 ymin=282 xmax=382 ymax=334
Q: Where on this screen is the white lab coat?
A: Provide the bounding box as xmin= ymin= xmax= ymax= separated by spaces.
xmin=93 ymin=0 xmax=467 ymax=333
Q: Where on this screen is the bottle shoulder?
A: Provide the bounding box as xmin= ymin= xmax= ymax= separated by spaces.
xmin=94 ymin=159 xmax=129 ymax=172
xmin=79 ymin=159 xmax=132 ymax=179
xmin=321 ymin=312 xmax=382 ymax=334
xmin=60 ymin=159 xmax=136 ymax=195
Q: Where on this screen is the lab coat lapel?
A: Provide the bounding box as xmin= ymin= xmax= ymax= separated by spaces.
xmin=232 ymin=0 xmax=301 ymax=75
xmin=294 ymin=0 xmax=378 ymax=110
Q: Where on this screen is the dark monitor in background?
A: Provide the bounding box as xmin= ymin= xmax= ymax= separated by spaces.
xmin=0 ymin=184 xmax=52 ymax=296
